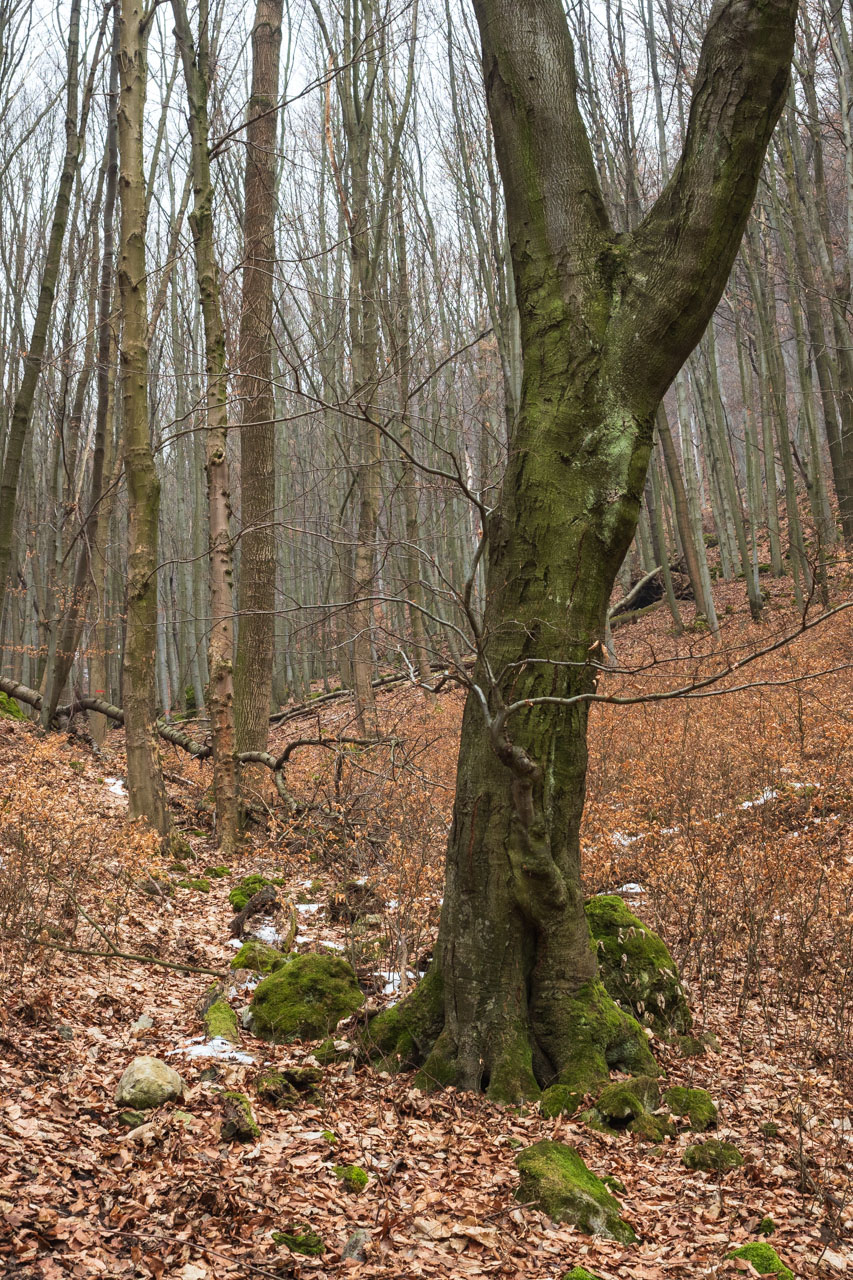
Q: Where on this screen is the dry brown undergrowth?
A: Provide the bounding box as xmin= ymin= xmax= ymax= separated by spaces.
xmin=1 ymin=575 xmax=853 ymax=1277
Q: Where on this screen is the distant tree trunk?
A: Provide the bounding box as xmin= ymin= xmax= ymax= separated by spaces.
xmin=234 ymin=0 xmax=284 ymax=792
xmin=371 ymin=0 xmax=796 ymax=1101
xmin=172 ymin=0 xmax=239 ymax=854
xmin=118 ymin=0 xmax=169 ymax=834
xmin=46 ymin=9 xmax=121 ymax=724
xmin=0 ymin=0 xmax=83 ymax=633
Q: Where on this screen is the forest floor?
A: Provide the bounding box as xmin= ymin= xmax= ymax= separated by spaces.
xmin=2 ymin=575 xmax=853 ymax=1280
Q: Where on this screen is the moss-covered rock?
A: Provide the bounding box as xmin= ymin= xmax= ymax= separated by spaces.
xmin=562 ymin=1270 xmax=604 ymax=1280
xmin=220 ymin=1091 xmax=259 ymax=1142
xmin=761 ymin=1120 xmax=780 ymax=1138
xmin=204 ymin=864 xmax=230 ymax=878
xmin=586 ymin=895 xmax=691 ymax=1034
xmin=229 ymin=874 xmax=273 ymax=912
xmin=328 ymin=879 xmax=383 ymax=923
xmin=683 ymin=1139 xmax=743 ymax=1172
xmin=663 ymin=1085 xmax=717 ymax=1131
xmin=549 ymin=981 xmax=659 ymax=1112
xmin=255 ymin=1066 xmax=322 ymax=1108
xmin=177 ymin=877 xmax=211 ymax=893
xmin=758 ymin=1217 xmax=777 ymax=1236
xmin=597 ymin=1074 xmax=661 ymax=1118
xmin=582 ymin=1075 xmax=672 ymax=1141
xmin=366 ymin=969 xmax=444 ymax=1071
xmin=671 ymin=1034 xmax=706 ymax=1058
xmin=333 ymin=1163 xmax=368 ymax=1192
xmin=272 ymin=1226 xmax=325 ymax=1255
xmin=250 ymin=953 xmax=363 ymax=1042
xmin=117 ymin=1109 xmax=146 ymax=1128
xmin=541 ymin=1085 xmax=580 ymax=1118
xmin=727 ymin=1243 xmax=793 ymax=1278
xmin=230 ymin=938 xmax=288 ymax=974
xmin=0 ymin=690 xmax=26 ymax=719
xmin=313 ymin=1036 xmax=353 ymax=1065
xmin=203 ymin=998 xmax=239 ymax=1044
xmin=515 ymin=1141 xmax=637 ymax=1242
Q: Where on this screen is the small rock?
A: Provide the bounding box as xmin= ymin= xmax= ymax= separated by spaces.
xmin=663 ymin=1085 xmax=717 ymax=1132
xmin=515 ymin=1140 xmax=636 ymax=1242
xmin=58 ymin=1024 xmax=74 ymax=1041
xmin=271 ymin=1226 xmax=324 ymax=1256
xmin=255 ymin=1066 xmax=322 ymax=1108
xmin=727 ymin=1243 xmax=793 ymax=1279
xmin=333 ymin=1163 xmax=368 ymax=1192
xmin=682 ymin=1139 xmax=743 ymax=1172
xmin=115 ymin=1056 xmax=184 ymax=1109
xmin=342 ymin=1228 xmax=370 ymax=1261
xmin=117 ymin=1109 xmax=146 ymax=1128
xmin=220 ymin=1091 xmax=259 ymax=1142
xmin=131 ymin=1014 xmax=154 ymax=1033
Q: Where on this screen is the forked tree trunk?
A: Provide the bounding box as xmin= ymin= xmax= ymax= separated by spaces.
xmin=370 ymin=0 xmax=797 ymax=1102
xmin=118 ymin=0 xmax=169 ymax=834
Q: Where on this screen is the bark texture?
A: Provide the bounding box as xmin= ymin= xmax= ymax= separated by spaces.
xmin=234 ymin=0 xmax=284 ymax=778
xmin=172 ymin=0 xmax=239 ymax=853
xmin=371 ymin=0 xmax=797 ymax=1101
xmin=118 ymin=0 xmax=168 ymax=833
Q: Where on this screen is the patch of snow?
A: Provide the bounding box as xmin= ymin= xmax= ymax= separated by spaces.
xmin=250 ymin=923 xmax=282 ymax=946
xmin=227 ymin=938 xmax=244 ymax=949
xmin=660 ymin=826 xmax=680 ymax=835
xmin=386 ymin=899 xmax=399 ymax=910
xmin=105 ymin=776 xmax=127 ymax=797
xmin=611 ymin=831 xmax=644 ymax=847
xmin=295 ymin=934 xmax=312 ymax=945
xmin=376 ymin=969 xmax=418 ymax=995
xmin=616 ymin=883 xmax=645 ymax=895
xmin=740 ymin=789 xmax=779 ymax=809
xmin=168 ymin=1036 xmax=255 ymax=1065
xmin=296 ymin=903 xmax=320 ymax=913
xmin=320 ymin=940 xmax=345 ymax=952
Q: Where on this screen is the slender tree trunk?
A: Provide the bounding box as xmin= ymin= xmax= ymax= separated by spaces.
xmin=172 ymin=0 xmax=239 ymax=854
xmin=234 ymin=0 xmax=284 ymax=791
xmin=118 ymin=0 xmax=169 ymax=833
xmin=0 ymin=0 xmax=83 ymax=628
xmin=46 ymin=11 xmax=121 ymax=723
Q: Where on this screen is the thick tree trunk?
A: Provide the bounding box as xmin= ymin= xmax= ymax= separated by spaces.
xmin=420 ymin=375 xmax=658 ymax=1100
xmin=370 ymin=0 xmax=797 ymax=1102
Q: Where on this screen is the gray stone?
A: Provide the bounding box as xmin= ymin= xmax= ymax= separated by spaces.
xmin=342 ymin=1229 xmax=370 ymax=1261
xmin=115 ymin=1056 xmax=184 ymax=1109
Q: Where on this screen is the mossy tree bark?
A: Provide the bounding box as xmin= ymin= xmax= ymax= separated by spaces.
xmin=372 ymin=0 xmax=797 ymax=1102
xmin=118 ymin=0 xmax=169 ymax=834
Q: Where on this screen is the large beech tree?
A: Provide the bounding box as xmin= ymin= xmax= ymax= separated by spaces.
xmin=370 ymin=0 xmax=797 ymax=1102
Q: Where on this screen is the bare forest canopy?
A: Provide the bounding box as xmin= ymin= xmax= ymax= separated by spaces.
xmin=0 ymin=0 xmax=850 ymax=753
